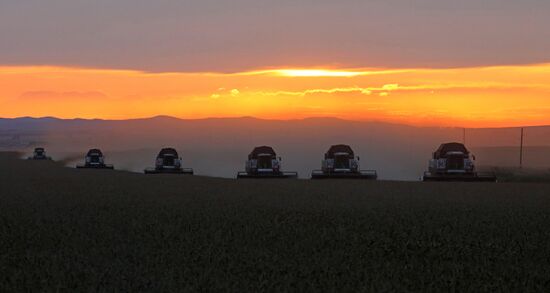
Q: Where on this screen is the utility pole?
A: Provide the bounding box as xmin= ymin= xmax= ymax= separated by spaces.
xmin=519 ymin=127 xmax=524 ymax=168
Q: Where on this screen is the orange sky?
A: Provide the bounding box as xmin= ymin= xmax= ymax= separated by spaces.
xmin=1 ymin=64 xmax=550 ymax=128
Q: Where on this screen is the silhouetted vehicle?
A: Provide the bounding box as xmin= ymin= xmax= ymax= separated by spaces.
xmin=76 ymin=149 xmax=114 ymax=169
xmin=422 ymin=142 xmax=496 ymax=182
xmin=144 ymin=148 xmax=193 ymax=174
xmin=311 ymin=144 xmax=377 ymax=179
xmin=237 ymin=146 xmax=298 ymax=178
xmin=28 ymin=147 xmax=52 ymax=160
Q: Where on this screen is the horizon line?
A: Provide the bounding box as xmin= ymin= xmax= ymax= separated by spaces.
xmin=1 ymin=115 xmax=549 ymax=130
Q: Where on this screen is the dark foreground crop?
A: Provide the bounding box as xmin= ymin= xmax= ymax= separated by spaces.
xmin=1 ymin=152 xmax=549 ymax=291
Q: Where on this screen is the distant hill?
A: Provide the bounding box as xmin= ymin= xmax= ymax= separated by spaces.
xmin=1 ymin=116 xmax=549 ymax=180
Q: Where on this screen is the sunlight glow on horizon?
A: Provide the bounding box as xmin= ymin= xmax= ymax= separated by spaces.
xmin=268 ymin=69 xmax=366 ymax=77
xmin=1 ymin=64 xmax=550 ymax=128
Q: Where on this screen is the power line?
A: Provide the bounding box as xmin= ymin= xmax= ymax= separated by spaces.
xmin=519 ymin=127 xmax=524 ymax=168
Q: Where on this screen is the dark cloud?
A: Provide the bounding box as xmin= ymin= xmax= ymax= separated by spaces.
xmin=1 ymin=0 xmax=549 ymax=72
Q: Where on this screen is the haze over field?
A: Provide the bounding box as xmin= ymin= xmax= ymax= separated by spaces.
xmin=2 ymin=117 xmax=550 ymax=180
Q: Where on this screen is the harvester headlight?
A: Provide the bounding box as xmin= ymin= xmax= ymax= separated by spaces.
xmin=439 ymin=159 xmax=446 ymax=168
xmin=464 ymin=159 xmax=473 ymax=169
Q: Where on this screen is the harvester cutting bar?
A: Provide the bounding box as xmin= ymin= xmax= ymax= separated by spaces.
xmin=76 ymin=164 xmax=114 ymax=170
xmin=144 ymin=168 xmax=194 ymax=175
xmin=28 ymin=156 xmax=52 ymax=160
xmin=422 ymin=172 xmax=497 ymax=182
xmin=311 ymin=170 xmax=378 ymax=180
xmin=236 ymin=171 xmax=298 ymax=179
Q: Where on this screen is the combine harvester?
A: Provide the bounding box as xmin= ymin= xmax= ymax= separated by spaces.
xmin=144 ymin=148 xmax=193 ymax=174
xmin=311 ymin=144 xmax=377 ymax=179
xmin=76 ymin=148 xmax=114 ymax=169
xmin=237 ymin=146 xmax=298 ymax=179
xmin=422 ymin=142 xmax=496 ymax=182
xmin=27 ymin=147 xmax=52 ymax=160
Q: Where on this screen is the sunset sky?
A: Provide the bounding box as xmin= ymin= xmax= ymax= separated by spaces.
xmin=1 ymin=0 xmax=549 ymax=127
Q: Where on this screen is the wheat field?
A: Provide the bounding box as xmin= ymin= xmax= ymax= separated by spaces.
xmin=1 ymin=152 xmax=549 ymax=291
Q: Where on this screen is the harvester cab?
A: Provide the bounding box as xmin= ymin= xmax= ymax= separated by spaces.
xmin=28 ymin=147 xmax=52 ymax=160
xmin=76 ymin=149 xmax=114 ymax=169
xmin=422 ymin=142 xmax=496 ymax=182
xmin=237 ymin=146 xmax=298 ymax=178
xmin=311 ymin=144 xmax=377 ymax=179
xmin=144 ymin=148 xmax=193 ymax=174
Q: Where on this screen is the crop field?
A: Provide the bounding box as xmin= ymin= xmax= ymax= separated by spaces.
xmin=1 ymin=152 xmax=550 ymax=291
xmin=491 ymin=167 xmax=550 ymax=183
